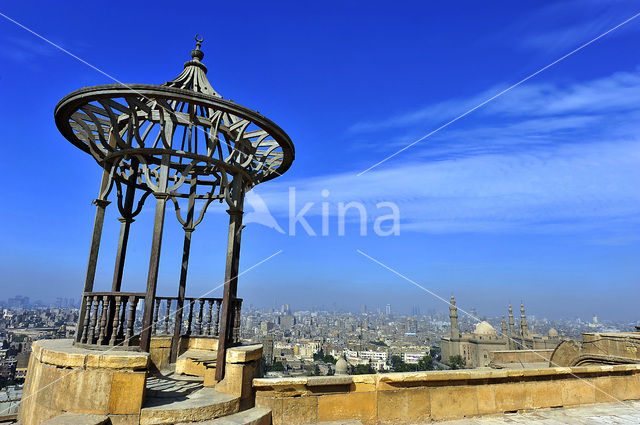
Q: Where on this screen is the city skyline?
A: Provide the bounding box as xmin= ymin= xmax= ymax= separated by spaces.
xmin=1 ymin=1 xmax=639 ymax=322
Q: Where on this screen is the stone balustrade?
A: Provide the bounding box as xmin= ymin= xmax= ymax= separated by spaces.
xmin=253 ymin=364 xmax=640 ymax=424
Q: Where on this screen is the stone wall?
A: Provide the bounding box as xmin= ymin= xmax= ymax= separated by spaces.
xmin=18 ymin=339 xmax=149 ymax=425
xmin=489 ymin=349 xmax=553 ymax=364
xmin=254 ymin=364 xmax=640 ymax=425
xmin=551 ymin=332 xmax=640 ymax=366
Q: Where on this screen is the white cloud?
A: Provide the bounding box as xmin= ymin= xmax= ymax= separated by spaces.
xmin=253 ymin=69 xmax=640 ymax=237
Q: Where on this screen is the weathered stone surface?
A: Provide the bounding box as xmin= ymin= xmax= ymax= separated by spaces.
xmin=317 ymin=392 xmax=377 ymax=425
xmin=41 ymin=412 xmax=109 ymax=425
xmin=33 ymin=339 xmax=149 ymax=370
xmin=140 ymin=387 xmax=239 ymax=425
xmin=185 ymin=336 xmax=219 ymax=351
xmin=377 ymin=388 xmax=430 ymax=424
xmin=493 ymin=382 xmax=533 ymax=412
xmin=254 ymin=364 xmax=640 ymax=425
xmin=561 ymin=378 xmax=596 ymax=406
xmin=175 ymin=406 xmax=271 ymax=425
xmin=280 ymin=396 xmax=317 ymax=425
xmin=307 ymin=376 xmax=352 ymax=387
xmin=109 ymin=371 xmax=146 ymax=414
xmin=430 ymin=385 xmax=478 ymax=420
xmin=226 ymin=345 xmax=263 ymax=363
xmin=18 ymin=339 xmax=149 ymax=425
xmin=176 ymin=349 xmax=218 ymax=376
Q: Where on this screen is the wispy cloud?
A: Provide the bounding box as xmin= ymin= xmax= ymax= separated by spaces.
xmin=0 ymin=35 xmax=57 ymax=64
xmin=254 ymin=69 xmax=640 ymax=239
xmin=515 ymin=0 xmax=640 ymax=53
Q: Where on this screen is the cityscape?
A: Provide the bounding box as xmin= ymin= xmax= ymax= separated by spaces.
xmin=1 ymin=1 xmax=640 ymax=424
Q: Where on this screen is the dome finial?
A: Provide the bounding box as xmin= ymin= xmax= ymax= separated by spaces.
xmin=191 ymin=34 xmax=205 ymax=61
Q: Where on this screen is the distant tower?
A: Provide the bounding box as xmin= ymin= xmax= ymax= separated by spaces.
xmin=508 ymin=305 xmax=515 ymax=349
xmin=501 ymin=315 xmax=507 ymax=339
xmin=449 ymin=295 xmax=459 ymax=340
xmin=385 ymin=304 xmax=391 ymax=316
xmin=520 ymin=303 xmax=529 ymax=343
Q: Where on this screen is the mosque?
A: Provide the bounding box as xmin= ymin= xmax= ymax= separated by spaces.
xmin=441 ymin=296 xmax=561 ymax=368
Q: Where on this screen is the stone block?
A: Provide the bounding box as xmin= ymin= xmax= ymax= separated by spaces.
xmin=203 ymin=363 xmax=218 ymax=387
xmin=493 ymin=383 xmax=533 ymax=412
xmin=281 ymin=395 xmax=318 ymax=425
xmin=430 ymin=385 xmax=478 ymax=420
xmin=226 ymin=345 xmax=263 ymax=363
xmin=108 ymin=414 xmax=141 ymax=425
xmin=475 ymin=385 xmax=497 ymax=415
xmin=185 ymin=336 xmax=219 ymax=351
xmin=593 ymin=376 xmax=617 ymax=403
xmin=530 ymin=380 xmax=563 ymax=408
xmin=561 ymin=378 xmax=596 ymax=406
xmin=41 ymin=412 xmax=110 ymax=425
xmin=318 ymin=392 xmax=377 ymax=425
xmin=109 ymin=371 xmax=146 ymax=414
xmin=377 ymin=388 xmax=430 ymax=424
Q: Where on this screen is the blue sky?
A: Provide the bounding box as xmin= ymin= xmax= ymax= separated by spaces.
xmin=0 ymin=1 xmax=639 ymax=321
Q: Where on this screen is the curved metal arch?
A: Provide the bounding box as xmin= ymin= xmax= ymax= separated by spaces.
xmin=54 ymin=84 xmax=295 ymax=183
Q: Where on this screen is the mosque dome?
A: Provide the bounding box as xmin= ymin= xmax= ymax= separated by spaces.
xmin=548 ymin=328 xmax=559 ymax=337
xmin=474 ymin=321 xmax=497 ymax=336
xmin=335 ymin=356 xmax=349 ymax=375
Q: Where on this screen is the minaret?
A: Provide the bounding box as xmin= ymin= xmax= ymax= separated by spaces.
xmin=508 ymin=305 xmax=515 ymax=349
xmin=449 ymin=295 xmax=459 ymax=340
xmin=520 ymin=303 xmax=529 ymax=338
xmin=501 ymin=315 xmax=508 ymax=340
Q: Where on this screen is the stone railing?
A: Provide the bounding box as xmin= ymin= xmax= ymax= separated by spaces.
xmin=253 ymin=364 xmax=640 ymax=425
xmin=76 ymin=292 xmax=242 ymax=349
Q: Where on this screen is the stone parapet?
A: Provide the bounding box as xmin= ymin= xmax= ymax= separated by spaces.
xmin=18 ymin=339 xmax=150 ymax=425
xmin=254 ymin=364 xmax=640 ymax=424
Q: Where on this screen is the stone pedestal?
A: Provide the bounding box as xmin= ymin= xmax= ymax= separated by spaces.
xmin=19 ymin=339 xmax=149 ymax=425
xmin=215 ymin=344 xmax=262 ymax=409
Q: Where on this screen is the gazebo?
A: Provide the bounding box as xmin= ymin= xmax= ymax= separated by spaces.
xmin=53 ymin=36 xmax=294 ymax=380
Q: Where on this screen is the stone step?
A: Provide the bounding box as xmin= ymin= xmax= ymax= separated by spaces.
xmin=147 ymin=374 xmax=204 ymax=398
xmin=176 ymin=349 xmax=218 ymax=376
xmin=41 ymin=412 xmax=110 ymax=424
xmin=176 ymin=407 xmax=271 ymax=425
xmin=140 ymin=387 xmax=239 ymax=425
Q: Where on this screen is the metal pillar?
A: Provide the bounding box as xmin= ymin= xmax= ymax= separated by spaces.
xmin=75 ymin=169 xmax=112 ymax=342
xmin=216 ymin=178 xmax=245 ymax=381
xmin=170 ymin=181 xmax=197 ymax=363
xmin=111 ymin=159 xmax=139 ymax=292
xmin=139 ymin=157 xmax=169 ymax=352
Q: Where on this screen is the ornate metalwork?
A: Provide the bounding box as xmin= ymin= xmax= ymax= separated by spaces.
xmin=55 ymin=37 xmax=295 ymax=381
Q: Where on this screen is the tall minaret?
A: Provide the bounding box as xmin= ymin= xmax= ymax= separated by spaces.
xmin=508 ymin=304 xmax=515 ymax=349
xmin=520 ymin=302 xmax=529 ymax=338
xmin=449 ymin=295 xmax=459 ymax=340
xmin=501 ymin=315 xmax=508 ymax=340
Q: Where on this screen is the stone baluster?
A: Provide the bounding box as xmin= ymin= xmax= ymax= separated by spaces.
xmin=118 ymin=297 xmax=128 ymax=339
xmin=81 ymin=296 xmax=93 ymax=343
xmin=197 ymin=300 xmax=204 ymax=335
xmin=152 ymin=298 xmax=161 ymax=335
xmin=109 ymin=296 xmax=122 ymax=346
xmin=206 ymin=300 xmax=213 ymax=335
xmin=125 ymin=295 xmax=137 ymax=345
xmin=88 ymin=295 xmax=100 ymax=344
xmin=214 ymin=300 xmax=221 ymax=336
xmin=187 ymin=299 xmax=195 ymax=335
xmin=98 ymin=295 xmax=109 ymax=344
xmin=164 ymin=299 xmax=172 ymax=334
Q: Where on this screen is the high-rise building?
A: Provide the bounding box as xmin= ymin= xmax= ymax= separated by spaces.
xmin=262 ymin=335 xmax=274 ymax=365
xmin=385 ymin=304 xmax=391 ymax=315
